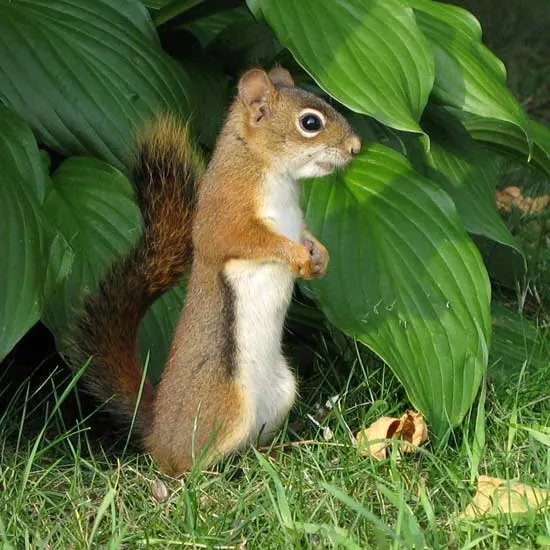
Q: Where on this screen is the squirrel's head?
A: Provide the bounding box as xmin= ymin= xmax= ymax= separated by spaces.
xmin=236 ymin=67 xmax=361 ymax=179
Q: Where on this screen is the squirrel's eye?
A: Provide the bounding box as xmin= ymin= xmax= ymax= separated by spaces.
xmin=300 ymin=113 xmax=322 ymax=132
xmin=297 ymin=109 xmax=325 ymax=137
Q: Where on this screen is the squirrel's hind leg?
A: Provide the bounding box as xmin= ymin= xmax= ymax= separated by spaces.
xmin=145 ymin=378 xmax=252 ymax=476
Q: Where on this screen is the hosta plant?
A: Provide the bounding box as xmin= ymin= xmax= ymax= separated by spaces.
xmin=1 ymin=0 xmax=548 ymax=437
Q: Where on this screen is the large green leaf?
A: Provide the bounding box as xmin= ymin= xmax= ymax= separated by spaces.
xmin=0 ymin=107 xmax=50 ymax=359
xmin=456 ymin=112 xmax=550 ymax=178
xmin=173 ymin=54 xmax=228 ymax=149
xmin=141 ymin=0 xmax=170 ymax=7
xmin=207 ymin=18 xmax=283 ymax=74
xmin=0 ymin=0 xmax=196 ymax=169
xmin=421 ymin=108 xmax=521 ymax=254
xmin=302 ymin=145 xmax=491 ymax=436
xmin=405 ymin=0 xmax=531 ymax=146
xmin=349 ymin=109 xmax=521 ymax=255
xmin=248 ymin=0 xmax=435 ymax=136
xmin=41 ymin=158 xmax=142 ymax=336
xmin=41 ymin=157 xmax=184 ymax=372
xmin=183 ymin=6 xmax=252 ymax=47
xmin=150 ymin=0 xmax=209 ymax=26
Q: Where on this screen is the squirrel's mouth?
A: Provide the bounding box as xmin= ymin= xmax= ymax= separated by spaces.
xmin=315 ymin=152 xmax=351 ymax=174
xmin=315 ymin=161 xmax=333 ymax=172
xmin=316 ymin=158 xmax=348 ymax=174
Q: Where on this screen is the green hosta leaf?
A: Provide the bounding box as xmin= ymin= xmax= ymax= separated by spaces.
xmin=42 ymin=157 xmax=186 ymax=375
xmin=151 ymin=0 xmax=209 ymax=26
xmin=457 ymin=111 xmax=550 ymax=178
xmin=248 ymin=0 xmax=435 ymax=136
xmin=181 ymin=56 xmax=228 ymax=149
xmin=406 ymin=0 xmax=530 ymax=147
xmin=302 ymin=145 xmax=491 ymax=436
xmin=349 ymin=110 xmax=523 ymax=274
xmin=42 ymin=158 xmax=142 ymax=337
xmin=183 ymin=6 xmax=252 ymax=47
xmin=421 ymin=108 xmax=521 ymax=253
xmin=0 ymin=107 xmax=49 ymax=359
xmin=141 ymin=0 xmax=170 ymax=7
xmin=43 ymin=232 xmax=75 ymax=303
xmin=0 ymin=0 xmax=195 ymax=169
xmin=530 ymin=120 xmax=550 ymax=160
xmin=357 ymin=116 xmax=518 ymax=253
xmin=208 ymin=19 xmax=283 ymax=74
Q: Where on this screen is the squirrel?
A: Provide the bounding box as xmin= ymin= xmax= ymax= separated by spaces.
xmin=68 ymin=67 xmax=361 ymax=476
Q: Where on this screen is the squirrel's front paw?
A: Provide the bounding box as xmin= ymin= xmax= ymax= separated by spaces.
xmin=303 ymin=237 xmax=329 ymax=278
xmin=289 ymin=238 xmax=329 ymax=279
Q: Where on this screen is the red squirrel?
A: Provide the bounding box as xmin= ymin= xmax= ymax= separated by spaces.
xmin=68 ymin=67 xmax=361 ymax=476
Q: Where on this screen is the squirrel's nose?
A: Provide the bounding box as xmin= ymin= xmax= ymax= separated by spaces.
xmin=346 ymin=134 xmax=361 ymax=156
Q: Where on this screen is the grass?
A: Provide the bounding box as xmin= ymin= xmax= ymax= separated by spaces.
xmin=2 ymin=0 xmax=550 ymax=548
xmin=1 ymin=328 xmax=549 ymax=548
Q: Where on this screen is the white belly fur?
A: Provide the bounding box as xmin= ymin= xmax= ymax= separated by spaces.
xmin=225 ymin=174 xmax=302 ymax=443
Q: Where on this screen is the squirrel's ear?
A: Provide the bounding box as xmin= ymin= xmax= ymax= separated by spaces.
xmin=238 ymin=68 xmax=276 ymax=126
xmin=268 ymin=67 xmax=295 ymax=88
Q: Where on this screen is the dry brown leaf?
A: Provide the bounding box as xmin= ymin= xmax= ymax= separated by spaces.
xmin=356 ymin=411 xmax=428 ymax=460
xmin=400 ymin=410 xmax=429 ymax=452
xmin=460 ymin=476 xmax=550 ymax=519
xmin=496 ymin=186 xmax=550 ymax=214
xmin=356 ymin=416 xmax=402 ymax=459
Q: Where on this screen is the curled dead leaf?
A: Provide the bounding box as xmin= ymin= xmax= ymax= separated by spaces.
xmin=356 ymin=410 xmax=428 ymax=460
xmin=400 ymin=410 xmax=429 ymax=452
xmin=356 ymin=416 xmax=402 ymax=459
xmin=460 ymin=476 xmax=550 ymax=519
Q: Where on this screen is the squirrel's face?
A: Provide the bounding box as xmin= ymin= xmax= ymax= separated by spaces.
xmin=237 ymin=67 xmax=361 ymax=180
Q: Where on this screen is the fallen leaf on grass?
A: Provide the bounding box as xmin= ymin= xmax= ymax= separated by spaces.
xmin=400 ymin=411 xmax=429 ymax=452
xmin=460 ymin=476 xmax=550 ymax=519
xmin=356 ymin=410 xmax=428 ymax=460
xmin=356 ymin=417 xmax=401 ymax=459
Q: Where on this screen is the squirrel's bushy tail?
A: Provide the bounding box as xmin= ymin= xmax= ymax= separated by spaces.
xmin=67 ymin=115 xmax=204 ymax=435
